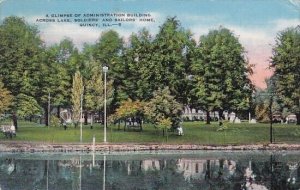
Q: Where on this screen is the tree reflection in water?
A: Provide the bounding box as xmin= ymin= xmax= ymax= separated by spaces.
xmin=0 ymin=152 xmax=299 ymax=189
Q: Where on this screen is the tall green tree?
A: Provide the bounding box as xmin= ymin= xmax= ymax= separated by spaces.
xmin=35 ymin=38 xmax=81 ymax=126
xmin=0 ymin=16 xmax=43 ymax=128
xmin=94 ymin=30 xmax=123 ymax=65
xmin=71 ymin=71 xmax=84 ymax=127
xmin=0 ymin=79 xmax=13 ymax=114
xmin=152 ymin=17 xmax=195 ymax=104
xmin=34 ymin=47 xmax=72 ymax=126
xmin=122 ymin=28 xmax=155 ymax=101
xmin=52 ymin=38 xmax=83 ymax=75
xmin=192 ymin=27 xmax=253 ymax=123
xmin=55 ymin=38 xmax=77 ymax=63
xmin=93 ymin=30 xmax=123 ymax=108
xmin=271 ymin=26 xmax=300 ymax=125
xmin=48 ymin=38 xmax=81 ymax=107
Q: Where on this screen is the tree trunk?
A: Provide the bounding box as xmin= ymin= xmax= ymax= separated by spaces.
xmin=296 ymin=112 xmax=300 ymax=125
xmin=218 ymin=109 xmax=224 ymax=120
xmin=12 ymin=112 xmax=18 ymax=130
xmin=90 ymin=112 xmax=93 ymax=129
xmin=124 ymin=119 xmax=127 ymax=131
xmin=206 ymin=111 xmax=211 ymax=124
xmin=98 ymin=110 xmax=101 ymax=124
xmin=166 ymin=127 xmax=168 ymax=142
xmin=84 ymin=111 xmax=88 ymax=125
xmin=57 ymin=105 xmax=60 ymax=118
xmin=139 ymin=118 xmax=143 ymax=131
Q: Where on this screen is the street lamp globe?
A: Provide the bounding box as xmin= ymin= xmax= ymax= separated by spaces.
xmin=103 ymin=66 xmax=108 ymax=73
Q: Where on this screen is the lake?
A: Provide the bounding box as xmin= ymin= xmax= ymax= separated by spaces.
xmin=0 ymin=150 xmax=299 ymax=190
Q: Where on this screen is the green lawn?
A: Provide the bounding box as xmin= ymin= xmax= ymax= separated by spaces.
xmin=1 ymin=121 xmax=300 ymax=145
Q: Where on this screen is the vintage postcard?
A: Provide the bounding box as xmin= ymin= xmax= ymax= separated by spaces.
xmin=0 ymin=0 xmax=300 ymax=189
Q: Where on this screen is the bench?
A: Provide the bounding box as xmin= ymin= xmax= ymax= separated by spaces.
xmin=126 ymin=125 xmax=142 ymax=132
xmin=1 ymin=125 xmax=16 ymax=139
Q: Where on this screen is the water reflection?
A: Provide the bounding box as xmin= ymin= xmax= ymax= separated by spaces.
xmin=0 ymin=151 xmax=300 ymax=189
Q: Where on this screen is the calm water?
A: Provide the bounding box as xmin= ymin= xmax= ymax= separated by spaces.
xmin=0 ymin=150 xmax=300 ymax=190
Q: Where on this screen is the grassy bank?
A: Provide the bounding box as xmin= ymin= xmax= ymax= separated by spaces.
xmin=1 ymin=121 xmax=300 ymax=145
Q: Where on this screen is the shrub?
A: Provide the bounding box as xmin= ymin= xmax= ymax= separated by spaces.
xmin=50 ymin=115 xmax=61 ymax=127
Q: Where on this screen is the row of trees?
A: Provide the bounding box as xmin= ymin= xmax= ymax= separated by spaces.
xmin=0 ymin=16 xmax=299 ymax=129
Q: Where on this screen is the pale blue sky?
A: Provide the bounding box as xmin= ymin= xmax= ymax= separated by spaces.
xmin=0 ymin=0 xmax=299 ymax=88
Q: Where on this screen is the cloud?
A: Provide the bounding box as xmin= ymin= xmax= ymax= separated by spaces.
xmin=224 ymin=25 xmax=273 ymax=60
xmin=272 ymin=18 xmax=300 ymax=31
xmin=40 ymin=23 xmax=101 ymax=48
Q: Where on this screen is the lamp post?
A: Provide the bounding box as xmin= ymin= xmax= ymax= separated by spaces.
xmin=269 ymin=78 xmax=275 ymax=144
xmin=269 ymin=94 xmax=274 ymax=143
xmin=48 ymin=93 xmax=50 ymax=128
xmin=103 ymin=66 xmax=108 ymax=143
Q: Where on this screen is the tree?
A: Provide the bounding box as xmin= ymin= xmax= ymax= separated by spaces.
xmin=49 ymin=38 xmax=82 ymax=115
xmin=112 ymin=99 xmax=144 ymax=130
xmin=271 ymin=26 xmax=300 ymax=125
xmin=15 ymin=93 xmax=42 ymax=119
xmin=94 ymin=30 xmax=123 ymax=65
xmin=0 ymin=16 xmax=43 ymax=128
xmin=84 ymin=59 xmax=114 ymax=125
xmin=157 ymin=117 xmax=172 ymax=139
xmin=35 ymin=47 xmax=71 ymax=126
xmin=144 ymin=87 xmax=182 ymax=133
xmin=122 ymin=28 xmax=155 ymax=101
xmin=254 ymin=78 xmax=283 ymax=123
xmin=55 ymin=38 xmax=77 ymax=64
xmin=0 ymin=79 xmax=13 ymax=114
xmin=93 ymin=30 xmax=124 ymax=108
xmin=152 ymin=17 xmax=195 ymax=104
xmin=71 ymin=71 xmax=84 ymax=127
xmin=191 ymin=27 xmax=253 ymax=123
